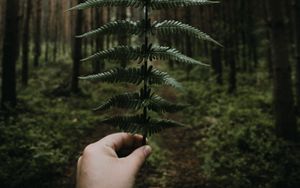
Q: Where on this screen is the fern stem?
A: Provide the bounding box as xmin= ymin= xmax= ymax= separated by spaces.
xmin=142 ymin=0 xmax=150 ymax=144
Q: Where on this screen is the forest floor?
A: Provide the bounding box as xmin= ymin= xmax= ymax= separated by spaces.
xmin=136 ymin=126 xmax=208 ymax=188
xmin=3 ymin=58 xmax=299 ymax=188
xmin=69 ymin=122 xmax=209 ymax=188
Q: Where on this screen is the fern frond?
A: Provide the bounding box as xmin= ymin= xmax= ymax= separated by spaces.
xmin=94 ymin=92 xmax=186 ymax=113
xmin=103 ymin=114 xmax=183 ymax=136
xmin=148 ymin=95 xmax=187 ymax=113
xmin=93 ymin=92 xmax=141 ymax=111
xmin=68 ymin=0 xmax=142 ymax=11
xmin=79 ymin=68 xmax=142 ymax=84
xmin=82 ymin=45 xmax=208 ymax=67
xmin=149 ymin=68 xmax=183 ymax=89
xmin=79 ymin=67 xmax=182 ymax=89
xmin=77 ymin=20 xmax=143 ymax=38
xmin=150 ymin=46 xmax=209 ymax=66
xmin=150 ymin=0 xmax=219 ymax=9
xmin=81 ymin=46 xmax=142 ymax=62
xmin=153 ymin=20 xmax=222 ymax=46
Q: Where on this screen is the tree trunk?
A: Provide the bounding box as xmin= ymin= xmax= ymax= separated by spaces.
xmin=294 ymin=0 xmax=300 ymax=115
xmin=1 ymin=0 xmax=20 ymax=111
xmin=22 ymin=0 xmax=32 ymax=87
xmin=44 ymin=0 xmax=50 ymax=64
xmin=212 ymin=48 xmax=223 ymax=85
xmin=71 ymin=0 xmax=83 ymax=93
xmin=117 ymin=7 xmax=127 ymax=68
xmin=185 ymin=7 xmax=193 ymax=79
xmin=33 ymin=0 xmax=41 ymax=67
xmin=94 ymin=8 xmax=105 ymax=73
xmin=227 ymin=0 xmax=237 ymax=94
xmin=268 ymin=0 xmax=297 ymax=140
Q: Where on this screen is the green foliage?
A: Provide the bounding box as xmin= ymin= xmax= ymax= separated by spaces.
xmin=68 ymin=0 xmax=219 ymax=10
xmin=77 ymin=20 xmax=143 ymax=38
xmin=81 ymin=45 xmax=208 ymax=66
xmin=153 ymin=20 xmax=222 ymax=46
xmin=79 ymin=67 xmax=183 ymax=89
xmin=180 ymin=75 xmax=300 ymax=188
xmin=77 ymin=19 xmax=221 ymax=46
xmin=0 ymin=61 xmax=105 ymax=188
xmin=69 ymin=0 xmax=218 ymax=137
xmin=103 ymin=114 xmax=183 ymax=136
xmin=94 ymin=92 xmax=186 ymax=112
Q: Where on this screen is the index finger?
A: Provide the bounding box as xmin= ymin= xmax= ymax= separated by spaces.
xmin=98 ymin=133 xmax=144 ymax=151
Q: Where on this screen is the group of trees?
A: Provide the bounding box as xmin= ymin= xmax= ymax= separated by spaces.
xmin=0 ymin=0 xmax=299 ymax=140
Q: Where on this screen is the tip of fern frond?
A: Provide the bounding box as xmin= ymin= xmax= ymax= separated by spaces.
xmin=215 ymin=42 xmax=224 ymax=48
xmin=210 ymin=1 xmax=221 ymax=4
xmin=75 ymin=35 xmax=84 ymax=38
xmin=65 ymin=7 xmax=76 ymax=12
xmin=78 ymin=76 xmax=87 ymax=80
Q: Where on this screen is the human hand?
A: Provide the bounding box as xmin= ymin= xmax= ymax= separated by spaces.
xmin=76 ymin=133 xmax=152 ymax=188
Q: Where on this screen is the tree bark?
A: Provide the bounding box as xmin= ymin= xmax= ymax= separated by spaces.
xmin=94 ymin=8 xmax=105 ymax=73
xmin=71 ymin=0 xmax=83 ymax=93
xmin=212 ymin=48 xmax=223 ymax=85
xmin=33 ymin=0 xmax=41 ymax=67
xmin=226 ymin=0 xmax=237 ymax=94
xmin=268 ymin=0 xmax=297 ymax=140
xmin=22 ymin=0 xmax=32 ymax=87
xmin=185 ymin=7 xmax=193 ymax=79
xmin=294 ymin=0 xmax=300 ymax=115
xmin=1 ymin=0 xmax=20 ymax=110
xmin=117 ymin=7 xmax=127 ymax=68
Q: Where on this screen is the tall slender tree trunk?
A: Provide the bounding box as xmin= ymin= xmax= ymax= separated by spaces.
xmin=294 ymin=0 xmax=300 ymax=115
xmin=1 ymin=0 xmax=20 ymax=110
xmin=22 ymin=0 xmax=32 ymax=87
xmin=71 ymin=0 xmax=83 ymax=93
xmin=117 ymin=7 xmax=127 ymax=68
xmin=33 ymin=0 xmax=41 ymax=67
xmin=106 ymin=7 xmax=111 ymax=49
xmin=185 ymin=7 xmax=193 ymax=79
xmin=211 ymin=5 xmax=223 ymax=85
xmin=267 ymin=0 xmax=297 ymax=140
xmin=44 ymin=1 xmax=50 ymax=64
xmin=263 ymin=0 xmax=273 ymax=79
xmin=227 ymin=0 xmax=237 ymax=93
xmin=94 ymin=8 xmax=104 ymax=73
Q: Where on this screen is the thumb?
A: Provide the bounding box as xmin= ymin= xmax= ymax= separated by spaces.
xmin=126 ymin=145 xmax=152 ymax=173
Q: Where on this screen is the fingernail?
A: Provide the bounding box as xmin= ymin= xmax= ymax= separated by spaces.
xmin=143 ymin=145 xmax=152 ymax=157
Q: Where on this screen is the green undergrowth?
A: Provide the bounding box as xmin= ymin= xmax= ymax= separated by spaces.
xmin=180 ymin=70 xmax=300 ymax=188
xmin=0 ymin=58 xmax=129 ymax=188
xmin=1 ymin=58 xmax=299 ymax=188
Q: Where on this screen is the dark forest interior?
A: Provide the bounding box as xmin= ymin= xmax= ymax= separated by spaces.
xmin=0 ymin=0 xmax=299 ymax=187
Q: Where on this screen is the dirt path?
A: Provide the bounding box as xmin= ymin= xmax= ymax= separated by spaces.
xmin=65 ymin=123 xmax=207 ymax=188
xmin=135 ymin=125 xmax=207 ymax=188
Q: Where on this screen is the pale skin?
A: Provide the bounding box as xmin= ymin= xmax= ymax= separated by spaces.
xmin=76 ymin=133 xmax=152 ymax=188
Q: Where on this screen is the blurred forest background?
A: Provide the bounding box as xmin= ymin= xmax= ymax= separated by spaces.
xmin=0 ymin=0 xmax=300 ymax=187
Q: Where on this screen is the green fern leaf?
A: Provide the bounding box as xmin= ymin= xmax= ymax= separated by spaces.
xmin=94 ymin=92 xmax=186 ymax=113
xmin=149 ymin=68 xmax=183 ymax=89
xmin=68 ymin=0 xmax=142 ymax=11
xmin=150 ymin=0 xmax=219 ymax=9
xmin=68 ymin=0 xmax=219 ymax=11
xmin=148 ymin=95 xmax=187 ymax=113
xmin=94 ymin=92 xmax=141 ymax=111
xmin=103 ymin=114 xmax=183 ymax=136
xmin=79 ymin=67 xmax=142 ymax=84
xmin=150 ymin=46 xmax=209 ymax=66
xmin=77 ymin=20 xmax=143 ymax=38
xmin=82 ymin=45 xmax=208 ymax=66
xmin=79 ymin=67 xmax=182 ymax=89
xmin=153 ymin=20 xmax=222 ymax=46
xmin=81 ymin=46 xmax=142 ymax=62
